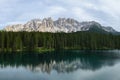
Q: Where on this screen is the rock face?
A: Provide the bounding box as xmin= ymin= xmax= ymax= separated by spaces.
xmin=4 ymin=17 xmax=117 ymax=33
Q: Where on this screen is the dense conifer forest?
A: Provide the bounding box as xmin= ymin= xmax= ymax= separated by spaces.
xmin=0 ymin=31 xmax=120 ymax=52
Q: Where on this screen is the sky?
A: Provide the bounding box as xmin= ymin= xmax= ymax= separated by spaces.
xmin=0 ymin=0 xmax=120 ymax=31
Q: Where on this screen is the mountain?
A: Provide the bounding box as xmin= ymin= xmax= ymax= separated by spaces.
xmin=4 ymin=17 xmax=117 ymax=33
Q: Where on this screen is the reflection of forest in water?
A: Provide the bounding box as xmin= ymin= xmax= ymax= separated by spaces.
xmin=0 ymin=50 xmax=120 ymax=73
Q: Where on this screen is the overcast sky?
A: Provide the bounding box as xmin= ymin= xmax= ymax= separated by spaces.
xmin=0 ymin=0 xmax=120 ymax=31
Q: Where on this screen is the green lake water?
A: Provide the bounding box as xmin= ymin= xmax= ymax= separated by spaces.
xmin=0 ymin=50 xmax=120 ymax=80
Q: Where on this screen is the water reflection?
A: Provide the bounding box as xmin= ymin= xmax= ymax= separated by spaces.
xmin=0 ymin=50 xmax=120 ymax=74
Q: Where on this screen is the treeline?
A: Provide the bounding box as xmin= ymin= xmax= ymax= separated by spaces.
xmin=0 ymin=31 xmax=120 ymax=52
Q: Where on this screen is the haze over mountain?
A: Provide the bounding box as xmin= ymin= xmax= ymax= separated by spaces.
xmin=4 ymin=17 xmax=117 ymax=33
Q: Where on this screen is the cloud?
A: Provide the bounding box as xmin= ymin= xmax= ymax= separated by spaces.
xmin=71 ymin=7 xmax=96 ymax=21
xmin=0 ymin=0 xmax=120 ymax=31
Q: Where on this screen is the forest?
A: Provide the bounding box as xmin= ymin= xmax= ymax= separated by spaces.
xmin=0 ymin=31 xmax=120 ymax=52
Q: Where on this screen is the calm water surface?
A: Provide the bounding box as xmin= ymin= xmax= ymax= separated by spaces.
xmin=0 ymin=50 xmax=120 ymax=80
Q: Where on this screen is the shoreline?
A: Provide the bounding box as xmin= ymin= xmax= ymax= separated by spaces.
xmin=0 ymin=47 xmax=119 ymax=53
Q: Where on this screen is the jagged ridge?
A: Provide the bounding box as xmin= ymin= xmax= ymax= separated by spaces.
xmin=4 ymin=17 xmax=117 ymax=33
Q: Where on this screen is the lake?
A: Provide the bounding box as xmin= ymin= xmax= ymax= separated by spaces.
xmin=0 ymin=50 xmax=120 ymax=80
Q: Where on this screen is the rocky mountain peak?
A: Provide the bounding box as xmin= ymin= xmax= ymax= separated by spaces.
xmin=4 ymin=18 xmax=117 ymax=33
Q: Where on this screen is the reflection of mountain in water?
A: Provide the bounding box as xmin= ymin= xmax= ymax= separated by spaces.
xmin=0 ymin=50 xmax=120 ymax=73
